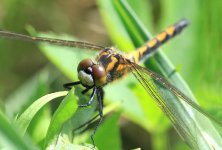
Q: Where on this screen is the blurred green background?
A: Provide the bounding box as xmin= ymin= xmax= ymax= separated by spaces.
xmin=0 ymin=0 xmax=222 ymax=150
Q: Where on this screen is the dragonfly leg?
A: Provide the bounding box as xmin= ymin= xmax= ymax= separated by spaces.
xmin=81 ymin=87 xmax=93 ymax=94
xmin=79 ymin=87 xmax=97 ymax=107
xmin=99 ymin=88 xmax=104 ymax=107
xmin=63 ymin=81 xmax=81 ymax=90
xmin=71 ymin=113 xmax=100 ymax=142
xmin=91 ymin=87 xmax=104 ymax=148
xmin=72 ymin=114 xmax=100 ymax=133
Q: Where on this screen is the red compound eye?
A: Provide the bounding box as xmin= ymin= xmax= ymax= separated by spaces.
xmin=92 ymin=65 xmax=106 ymax=86
xmin=77 ymin=59 xmax=93 ymax=72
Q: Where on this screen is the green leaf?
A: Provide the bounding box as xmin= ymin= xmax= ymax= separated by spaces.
xmin=16 ymin=91 xmax=68 ymax=135
xmin=93 ymin=111 xmax=122 ymax=150
xmin=0 ymin=110 xmax=37 ymax=150
xmin=44 ymin=89 xmax=78 ymax=149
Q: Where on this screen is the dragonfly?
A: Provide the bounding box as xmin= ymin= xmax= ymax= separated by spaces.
xmin=0 ymin=19 xmax=221 ymax=149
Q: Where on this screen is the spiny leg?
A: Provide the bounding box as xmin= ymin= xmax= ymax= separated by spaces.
xmin=79 ymin=87 xmax=97 ymax=107
xmin=71 ymin=113 xmax=100 ymax=143
xmin=72 ymin=114 xmax=100 ymax=133
xmin=63 ymin=81 xmax=93 ymax=94
xmin=63 ymin=81 xmax=81 ymax=90
xmin=99 ymin=88 xmax=104 ymax=107
xmin=91 ymin=87 xmax=104 ymax=147
xmin=81 ymin=87 xmax=93 ymax=94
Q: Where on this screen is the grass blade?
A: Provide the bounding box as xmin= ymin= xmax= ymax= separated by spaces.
xmin=16 ymin=91 xmax=68 ymax=135
xmin=0 ymin=110 xmax=37 ymax=150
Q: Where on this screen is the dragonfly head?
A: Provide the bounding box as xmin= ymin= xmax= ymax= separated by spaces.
xmin=77 ymin=59 xmax=106 ymax=87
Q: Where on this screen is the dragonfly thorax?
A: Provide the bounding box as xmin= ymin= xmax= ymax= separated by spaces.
xmin=77 ymin=59 xmax=107 ymax=87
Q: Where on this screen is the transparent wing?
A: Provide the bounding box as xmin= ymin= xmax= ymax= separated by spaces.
xmin=0 ymin=30 xmax=105 ymax=51
xmin=125 ymin=60 xmax=222 ymax=149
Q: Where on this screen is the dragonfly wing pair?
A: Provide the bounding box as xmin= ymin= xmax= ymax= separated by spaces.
xmin=126 ymin=60 xmax=222 ymax=149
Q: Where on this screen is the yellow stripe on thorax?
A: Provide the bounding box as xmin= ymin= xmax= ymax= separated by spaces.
xmin=106 ymin=56 xmax=118 ymax=72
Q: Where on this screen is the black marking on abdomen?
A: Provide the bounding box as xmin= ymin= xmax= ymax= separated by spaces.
xmin=131 ymin=19 xmax=189 ymax=62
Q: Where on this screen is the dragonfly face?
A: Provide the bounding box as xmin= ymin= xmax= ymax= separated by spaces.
xmin=77 ymin=47 xmax=130 ymax=89
xmin=77 ymin=58 xmax=106 ymax=87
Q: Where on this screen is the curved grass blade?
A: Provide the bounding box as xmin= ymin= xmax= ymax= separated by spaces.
xmin=15 ymin=91 xmax=68 ymax=135
xmin=0 ymin=110 xmax=37 ymax=150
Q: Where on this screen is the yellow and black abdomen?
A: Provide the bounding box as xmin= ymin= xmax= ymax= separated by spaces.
xmin=126 ymin=19 xmax=189 ymax=63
